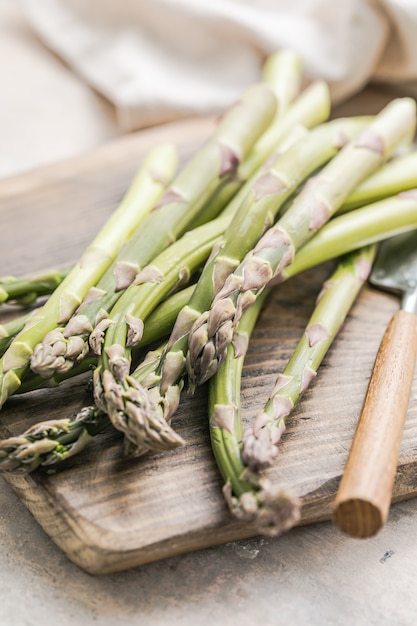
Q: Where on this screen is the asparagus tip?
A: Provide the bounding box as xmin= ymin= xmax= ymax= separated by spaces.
xmin=223 ymin=480 xmax=301 ymax=537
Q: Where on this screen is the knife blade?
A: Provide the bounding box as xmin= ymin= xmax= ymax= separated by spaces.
xmin=333 ymin=230 xmax=417 ymax=538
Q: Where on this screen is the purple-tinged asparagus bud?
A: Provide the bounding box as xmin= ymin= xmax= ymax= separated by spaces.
xmin=105 ymin=344 xmax=130 ymax=381
xmin=89 ymin=318 xmax=114 ymax=355
xmin=354 ymin=129 xmax=385 ymax=154
xmin=133 ymin=265 xmax=164 ymax=285
xmin=125 ymin=314 xmax=144 ymax=347
xmin=209 ymin=404 xmax=237 ymax=433
xmin=63 ymin=314 xmax=93 ymax=337
xmin=219 ymin=143 xmax=240 ymax=176
xmin=305 ymin=323 xmax=331 ymax=347
xmin=252 ymin=171 xmax=289 ymax=200
xmin=114 ymin=261 xmax=139 ymax=291
xmin=160 ymin=350 xmax=186 ymax=394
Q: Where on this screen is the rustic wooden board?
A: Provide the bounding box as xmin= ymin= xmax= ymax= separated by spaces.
xmin=1 ymin=114 xmax=417 ymax=575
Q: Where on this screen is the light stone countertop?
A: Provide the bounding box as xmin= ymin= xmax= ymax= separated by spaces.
xmin=1 ymin=2 xmax=417 ymax=625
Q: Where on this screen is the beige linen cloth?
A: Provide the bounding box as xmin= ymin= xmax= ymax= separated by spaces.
xmin=19 ymin=0 xmax=417 ymax=131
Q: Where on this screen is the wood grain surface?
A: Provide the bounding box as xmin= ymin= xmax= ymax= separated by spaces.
xmin=334 ymin=309 xmax=417 ymax=538
xmin=1 ymin=115 xmax=417 ymax=575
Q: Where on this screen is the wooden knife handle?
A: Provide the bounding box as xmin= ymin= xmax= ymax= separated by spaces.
xmin=333 ymin=309 xmax=417 ymax=538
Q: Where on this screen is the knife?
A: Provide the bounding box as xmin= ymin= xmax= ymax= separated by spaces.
xmin=333 ymin=230 xmax=417 ymax=538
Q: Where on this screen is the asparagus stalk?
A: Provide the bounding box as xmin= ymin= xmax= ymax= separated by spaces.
xmin=10 ymin=142 xmax=413 ymax=369
xmin=242 ymin=245 xmax=377 ymax=471
xmin=282 ymin=190 xmax=417 ymax=280
xmin=208 ymin=289 xmax=302 ymax=535
xmin=195 ymin=80 xmax=331 ymax=226
xmin=228 ymin=80 xmax=330 ymax=197
xmin=15 ymin=284 xmax=196 ymax=394
xmin=210 ymin=245 xmax=375 ymax=531
xmin=128 ymin=188 xmax=417 ymax=453
xmin=27 ymin=140 xmax=181 ymax=377
xmin=3 ymin=271 xmax=191 ymax=374
xmin=139 ymin=284 xmax=195 ymax=346
xmin=28 ymin=84 xmax=277 ymax=382
xmin=14 ymin=124 xmax=410 ymax=381
xmin=2 ymin=79 xmax=275 ymax=406
xmin=127 ymin=116 xmax=369 ymax=454
xmin=0 ymin=280 xmax=191 ymax=474
xmin=102 ymin=342 xmax=176 ymax=457
xmin=17 ymin=189 xmax=417 ymax=397
xmin=0 ymin=407 xmax=111 ymax=473
xmin=0 ymin=341 xmax=169 ymax=473
xmin=261 ymin=49 xmax=302 ymax=113
xmin=339 ymin=149 xmax=417 ymax=213
xmin=92 ymin=213 xmax=234 ymax=451
xmin=5 ymin=190 xmax=417 ymax=470
xmin=0 ymin=142 xmax=179 ymax=406
xmin=194 ymin=49 xmax=328 ymax=229
xmin=0 ymin=269 xmax=68 ymax=306
xmin=14 ymin=116 xmax=406 ymax=367
xmin=0 ymin=311 xmax=38 ymax=357
xmin=186 ymin=97 xmax=417 ymax=388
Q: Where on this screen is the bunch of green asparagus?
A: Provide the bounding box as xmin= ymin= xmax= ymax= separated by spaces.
xmin=2 ymin=49 xmax=417 ymax=537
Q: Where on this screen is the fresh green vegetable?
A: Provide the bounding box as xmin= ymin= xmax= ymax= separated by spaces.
xmin=0 ymin=142 xmax=179 ymax=405
xmin=0 ymin=406 xmax=111 ymax=473
xmin=129 ymin=116 xmax=370 ymax=454
xmin=0 ymin=269 xmax=68 ymax=306
xmin=186 ymin=98 xmax=417 ymax=389
xmin=27 ymin=85 xmax=277 ymax=382
xmin=339 ymin=149 xmax=417 ymax=213
xmin=209 ymin=245 xmax=375 ymax=533
xmin=93 ymin=214 xmax=233 ymax=450
xmin=242 ymin=245 xmax=377 ymax=470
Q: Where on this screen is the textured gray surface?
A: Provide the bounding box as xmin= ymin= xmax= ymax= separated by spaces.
xmin=1 ymin=1 xmax=417 ymax=624
xmin=2 ymin=478 xmax=417 ymax=626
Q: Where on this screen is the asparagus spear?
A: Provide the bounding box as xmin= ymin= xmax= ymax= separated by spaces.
xmin=0 ymin=339 xmax=170 ymax=473
xmin=10 ymin=128 xmax=411 ymax=351
xmin=1 ymin=81 xmax=275 ymax=407
xmin=192 ymin=49 xmax=325 ymax=229
xmin=196 ymin=80 xmax=331 ymax=226
xmin=28 ymin=84 xmax=277 ymax=381
xmin=11 ymin=142 xmax=414 ymax=371
xmin=125 ymin=188 xmax=417 ymax=453
xmin=92 ymin=213 xmax=234 ymax=450
xmin=0 ymin=142 xmax=179 ymax=406
xmin=229 ymin=80 xmax=330 ymax=192
xmin=137 ymin=284 xmax=195 ymax=346
xmin=0 ymin=407 xmax=110 ymax=473
xmin=0 ymin=311 xmax=38 ymax=357
xmin=2 ymin=256 xmax=189 ymax=370
xmin=11 ymin=134 xmax=412 ymax=369
xmin=208 ymin=289 xmax=302 ymax=536
xmin=4 ymin=190 xmax=417 ymax=470
xmin=339 ymin=149 xmax=417 ymax=213
xmin=123 ymin=116 xmax=369 ymax=453
xmin=98 ymin=341 xmax=178 ymax=457
xmin=14 ymin=284 xmax=196 ymax=395
xmin=209 ymin=245 xmax=376 ymax=531
xmin=30 ymin=146 xmax=177 ymax=378
xmin=186 ymin=97 xmax=417 ymax=388
xmin=242 ymin=245 xmax=377 ymax=471
xmin=282 ymin=190 xmax=417 ymax=279
xmin=0 ymin=269 xmax=68 ymax=306
xmin=261 ymin=49 xmax=302 ymax=113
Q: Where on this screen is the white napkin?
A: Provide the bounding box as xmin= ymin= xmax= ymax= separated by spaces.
xmin=19 ymin=0 xmax=417 ymax=131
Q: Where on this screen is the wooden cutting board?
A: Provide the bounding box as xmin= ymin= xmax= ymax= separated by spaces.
xmin=1 ymin=113 xmax=417 ymax=576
